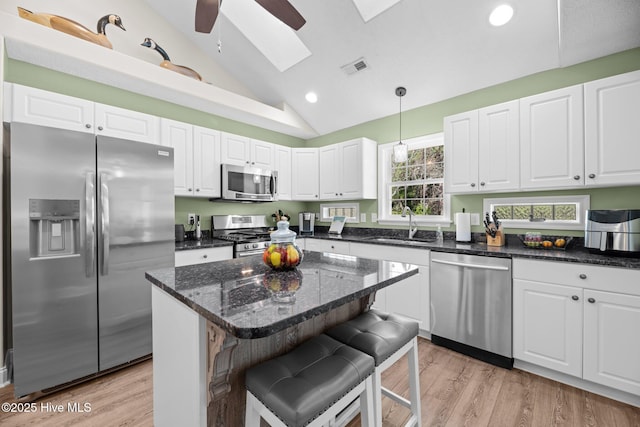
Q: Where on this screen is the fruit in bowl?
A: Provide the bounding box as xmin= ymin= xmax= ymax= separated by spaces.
xmin=263 ymin=242 xmax=303 ymax=270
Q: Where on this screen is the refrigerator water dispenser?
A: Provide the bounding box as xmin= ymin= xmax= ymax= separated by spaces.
xmin=29 ymin=199 xmax=80 ymax=258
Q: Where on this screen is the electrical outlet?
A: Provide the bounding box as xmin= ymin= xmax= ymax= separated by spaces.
xmin=187 ymin=213 xmax=196 ymax=225
xmin=371 ymin=213 xmax=378 ymax=223
xmin=470 ymin=213 xmax=480 ymax=226
xmin=315 ymin=213 xmax=320 ymax=221
xmin=360 ymin=213 xmax=367 ymax=223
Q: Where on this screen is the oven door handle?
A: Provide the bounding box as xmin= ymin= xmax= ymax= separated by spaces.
xmin=236 ymin=251 xmax=264 ymax=258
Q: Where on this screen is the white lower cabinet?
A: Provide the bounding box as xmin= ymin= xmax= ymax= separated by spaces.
xmin=513 ymin=259 xmax=640 ymax=397
xmin=349 ymin=242 xmax=430 ymax=331
xmin=175 ymin=246 xmax=233 ymax=267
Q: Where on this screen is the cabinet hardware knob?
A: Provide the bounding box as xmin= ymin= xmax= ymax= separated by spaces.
xmin=188 ymin=188 xmax=193 ymax=192
xmin=588 ymin=297 xmax=596 ymax=303
xmin=480 ymin=182 xmax=485 ymax=186
xmin=579 ymin=273 xmax=587 ymax=279
xmin=588 ymin=173 xmax=596 ymax=179
xmin=331 ymin=245 xmax=334 ymax=249
xmin=315 ymin=195 xmax=318 ymax=198
xmin=470 ymin=183 xmax=476 ymax=187
xmin=98 ymin=126 xmax=104 ymax=131
xmin=571 ymin=295 xmax=579 ymax=301
xmin=196 ymin=188 xmax=200 ymax=192
xmin=339 ymin=193 xmax=343 ymax=196
xmin=573 ymin=175 xmax=580 ymax=180
xmin=335 ymin=193 xmax=339 ymax=196
xmin=85 ymin=124 xmax=91 ymax=129
xmin=203 ymin=254 xmax=208 ymax=258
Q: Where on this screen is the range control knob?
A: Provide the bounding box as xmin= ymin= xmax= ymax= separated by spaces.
xmin=252 ymin=243 xmax=258 ymax=248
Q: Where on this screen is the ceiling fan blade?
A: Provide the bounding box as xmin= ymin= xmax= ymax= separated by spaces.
xmin=195 ymin=0 xmax=221 ymax=33
xmin=255 ymin=0 xmax=306 ymax=30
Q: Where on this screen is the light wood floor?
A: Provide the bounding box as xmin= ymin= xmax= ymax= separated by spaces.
xmin=0 ymin=338 xmax=638 ymax=426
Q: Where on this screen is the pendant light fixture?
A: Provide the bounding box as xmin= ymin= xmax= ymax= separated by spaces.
xmin=393 ymin=86 xmax=408 ymax=162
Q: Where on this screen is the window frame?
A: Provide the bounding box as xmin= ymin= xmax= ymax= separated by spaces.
xmin=377 ymin=133 xmax=451 ymax=226
xmin=483 ymin=195 xmax=590 ymax=230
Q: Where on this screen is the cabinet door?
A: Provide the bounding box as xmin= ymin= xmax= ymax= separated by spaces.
xmin=274 ymin=145 xmax=292 ymax=200
xmin=444 ymin=110 xmax=479 ymax=193
xmin=251 ymin=140 xmax=274 ymax=169
xmin=584 ymin=70 xmax=640 ymax=187
xmin=583 ymin=290 xmax=640 ymax=395
xmin=478 ymin=101 xmax=520 ymax=192
xmin=10 ymin=83 xmax=94 ymax=133
xmin=291 ymin=148 xmax=319 ymax=200
xmin=161 ymin=119 xmax=194 ymax=196
xmin=513 ymin=279 xmax=583 ymax=377
xmin=94 ymin=103 xmax=159 ymax=144
xmin=340 ymin=139 xmax=365 ymax=199
xmin=193 ymin=126 xmax=221 ymax=198
xmin=520 ymin=85 xmax=584 ymax=190
xmin=319 ymin=144 xmax=341 ymax=199
xmin=220 ymin=132 xmax=251 ymax=166
xmin=303 ymin=239 xmax=350 ymax=254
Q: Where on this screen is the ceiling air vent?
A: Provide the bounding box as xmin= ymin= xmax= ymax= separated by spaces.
xmin=341 ymin=57 xmax=369 ymax=75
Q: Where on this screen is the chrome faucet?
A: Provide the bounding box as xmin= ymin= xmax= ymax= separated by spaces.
xmin=401 ymin=206 xmax=418 ymax=239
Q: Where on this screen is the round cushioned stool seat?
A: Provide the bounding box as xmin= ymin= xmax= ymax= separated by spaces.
xmin=326 ymin=309 xmax=419 ymax=365
xmin=245 ymin=334 xmax=374 ymax=427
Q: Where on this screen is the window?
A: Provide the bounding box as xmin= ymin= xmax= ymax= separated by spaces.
xmin=319 ymin=203 xmax=360 ymax=223
xmin=483 ymin=195 xmax=590 ymax=230
xmin=378 ymin=134 xmax=450 ymax=225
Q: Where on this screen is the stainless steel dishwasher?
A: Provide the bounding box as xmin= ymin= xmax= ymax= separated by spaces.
xmin=430 ymin=252 xmax=513 ymax=368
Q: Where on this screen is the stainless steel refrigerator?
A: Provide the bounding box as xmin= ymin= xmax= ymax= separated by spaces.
xmin=4 ymin=122 xmax=174 ymax=397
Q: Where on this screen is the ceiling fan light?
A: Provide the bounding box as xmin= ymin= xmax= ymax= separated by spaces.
xmin=489 ymin=4 xmax=514 ymax=26
xmin=305 ymin=92 xmax=318 ymax=103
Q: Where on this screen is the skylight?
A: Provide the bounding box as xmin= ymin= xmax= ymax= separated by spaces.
xmin=222 ymin=0 xmax=311 ymax=72
xmin=352 ymin=0 xmax=403 ymax=22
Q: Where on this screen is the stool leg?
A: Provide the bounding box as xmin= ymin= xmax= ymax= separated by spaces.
xmin=245 ymin=392 xmax=262 ymax=427
xmin=372 ymin=368 xmax=383 ymax=427
xmin=359 ymin=376 xmax=375 ymax=427
xmin=407 ymin=337 xmax=422 ymax=427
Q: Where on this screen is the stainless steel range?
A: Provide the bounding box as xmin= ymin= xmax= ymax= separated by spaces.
xmin=211 ymin=215 xmax=272 ymax=257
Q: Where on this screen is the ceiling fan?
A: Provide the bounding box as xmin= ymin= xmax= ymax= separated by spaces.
xmin=195 ymin=0 xmax=306 ymax=33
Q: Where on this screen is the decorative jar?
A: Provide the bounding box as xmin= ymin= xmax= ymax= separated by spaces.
xmin=262 ymin=221 xmax=303 ymax=270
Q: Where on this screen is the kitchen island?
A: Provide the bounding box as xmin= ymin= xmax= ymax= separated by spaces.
xmin=145 ymin=250 xmax=419 ymax=427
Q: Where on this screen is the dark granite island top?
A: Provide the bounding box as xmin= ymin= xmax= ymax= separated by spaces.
xmin=148 ymin=251 xmax=420 ymax=426
xmin=146 ymin=250 xmax=419 ymax=338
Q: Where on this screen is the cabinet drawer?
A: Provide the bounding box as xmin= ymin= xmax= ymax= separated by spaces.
xmin=304 ymin=239 xmax=349 ymax=254
xmin=349 ymin=242 xmax=429 ymax=266
xmin=513 ymin=259 xmax=640 ymax=295
xmin=175 ymin=247 xmax=233 ymax=267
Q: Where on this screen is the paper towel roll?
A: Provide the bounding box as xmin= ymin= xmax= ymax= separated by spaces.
xmin=455 ymin=212 xmax=471 ymax=242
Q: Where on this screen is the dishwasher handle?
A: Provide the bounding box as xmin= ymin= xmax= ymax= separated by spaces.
xmin=431 ymin=258 xmax=510 ymax=271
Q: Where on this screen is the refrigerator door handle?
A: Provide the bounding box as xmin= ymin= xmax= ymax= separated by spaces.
xmin=85 ymin=172 xmax=96 ymax=277
xmin=100 ymin=173 xmax=110 ymax=276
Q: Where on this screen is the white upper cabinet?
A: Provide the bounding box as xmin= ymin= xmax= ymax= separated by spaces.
xmin=584 ymin=70 xmax=640 ymax=187
xmin=161 ymin=119 xmax=220 ymax=198
xmin=94 ymin=103 xmax=159 ymax=144
xmin=7 ymin=83 xmax=159 ymax=143
xmin=319 ymin=138 xmax=377 ymax=200
xmin=445 ymin=101 xmax=519 ymax=194
xmin=274 ymin=145 xmax=292 ymax=201
xmin=291 ymin=148 xmax=319 ymax=200
xmin=220 ymin=132 xmax=274 ymax=170
xmin=520 ymin=85 xmax=584 ymax=190
xmin=8 ymin=83 xmax=94 ymax=133
xmin=478 ymin=101 xmax=520 ymax=192
xmin=444 ymin=110 xmax=479 ymax=193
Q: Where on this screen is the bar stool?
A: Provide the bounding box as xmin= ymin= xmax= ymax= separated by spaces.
xmin=327 ymin=309 xmax=421 ymax=427
xmin=245 ymin=334 xmax=375 ymax=427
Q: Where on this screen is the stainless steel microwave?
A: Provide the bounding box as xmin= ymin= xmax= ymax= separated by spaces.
xmin=221 ymin=164 xmax=277 ymax=202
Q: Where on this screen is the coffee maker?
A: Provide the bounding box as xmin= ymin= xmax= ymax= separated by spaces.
xmin=299 ymin=212 xmax=315 ymax=236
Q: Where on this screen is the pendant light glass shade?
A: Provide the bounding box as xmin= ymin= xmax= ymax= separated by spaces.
xmin=394 ymin=86 xmax=407 ymax=163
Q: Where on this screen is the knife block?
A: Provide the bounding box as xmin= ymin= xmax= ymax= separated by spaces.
xmin=486 ymin=227 xmax=505 ymax=247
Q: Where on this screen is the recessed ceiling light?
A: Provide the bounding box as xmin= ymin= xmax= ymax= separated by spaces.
xmin=489 ymin=4 xmax=514 ymax=26
xmin=305 ymin=92 xmax=318 ymax=103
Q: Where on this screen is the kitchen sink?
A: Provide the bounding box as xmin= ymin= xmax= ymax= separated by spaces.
xmin=364 ymin=236 xmax=434 ymax=247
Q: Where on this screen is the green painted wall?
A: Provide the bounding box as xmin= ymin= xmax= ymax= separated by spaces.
xmin=6 ymin=48 xmax=640 ymax=235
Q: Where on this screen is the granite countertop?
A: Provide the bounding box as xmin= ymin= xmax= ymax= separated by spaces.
xmin=175 ymin=238 xmax=234 ymax=251
xmin=146 ymin=251 xmax=419 ymax=339
xmin=304 ymin=231 xmax=640 ymax=270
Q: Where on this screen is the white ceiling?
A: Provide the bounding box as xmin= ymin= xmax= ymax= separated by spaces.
xmin=39 ymin=1 xmax=640 ymax=137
